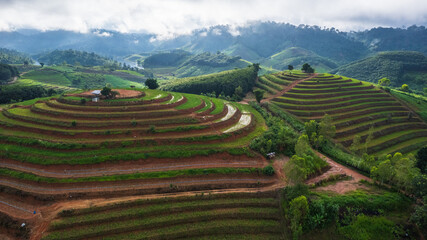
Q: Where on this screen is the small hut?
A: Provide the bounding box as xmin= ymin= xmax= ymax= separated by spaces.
xmin=91 ymin=90 xmax=101 ymax=102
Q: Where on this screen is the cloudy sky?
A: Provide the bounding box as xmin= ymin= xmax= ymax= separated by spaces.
xmin=0 ymin=0 xmax=426 ymax=38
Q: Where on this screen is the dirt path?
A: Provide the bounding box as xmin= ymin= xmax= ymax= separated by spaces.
xmin=261 ymin=73 xmax=318 ymax=103
xmin=307 ymin=152 xmax=370 ymax=185
xmin=306 ymin=151 xmax=371 ymax=194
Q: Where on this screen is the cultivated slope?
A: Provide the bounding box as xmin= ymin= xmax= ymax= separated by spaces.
xmin=269 ymin=72 xmax=427 ymax=156
xmin=0 ymin=88 xmax=272 ymax=203
xmin=42 ymin=192 xmax=282 ymax=240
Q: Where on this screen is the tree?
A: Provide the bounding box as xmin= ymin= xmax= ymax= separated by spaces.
xmin=100 ymin=86 xmax=119 ymax=99
xmin=401 ymin=84 xmax=409 ymax=92
xmin=295 ymin=134 xmax=311 ymax=156
xmin=363 ymin=126 xmax=374 ymax=153
xmin=318 ymin=114 xmax=336 ymax=139
xmin=254 ymin=89 xmax=264 ymax=103
xmin=288 ymin=65 xmax=294 ymax=74
xmin=23 ymin=60 xmax=29 ymax=66
xmin=289 ymin=196 xmax=309 ymax=240
xmin=234 ymin=85 xmax=243 ymax=101
xmin=40 ymin=62 xmax=45 ymax=68
xmin=301 ymin=63 xmax=314 ymax=73
xmin=370 ymin=159 xmax=394 ymax=185
xmin=304 ymin=120 xmax=318 ymax=139
xmin=0 ymin=67 xmax=11 ymax=82
xmin=416 ymin=147 xmax=427 ymax=174
xmin=349 ymin=135 xmax=362 ymax=155
xmin=285 ymin=155 xmax=309 ymax=184
xmin=145 ymin=78 xmax=159 ymax=89
xmin=378 ymin=77 xmax=390 ymax=86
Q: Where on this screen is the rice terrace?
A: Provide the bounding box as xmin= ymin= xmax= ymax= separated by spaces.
xmin=0 ymin=1 xmax=427 ymax=240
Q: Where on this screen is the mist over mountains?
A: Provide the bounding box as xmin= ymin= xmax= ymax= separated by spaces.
xmin=0 ymin=22 xmax=426 ymax=64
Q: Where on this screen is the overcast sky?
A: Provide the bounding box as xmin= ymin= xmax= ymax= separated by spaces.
xmin=0 ymin=0 xmax=426 ymax=38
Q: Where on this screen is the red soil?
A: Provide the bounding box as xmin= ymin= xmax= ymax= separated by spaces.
xmin=69 ymin=89 xmax=143 ymax=99
xmin=306 ymin=152 xmax=371 ymax=194
xmin=0 ymin=153 xmax=267 ymax=178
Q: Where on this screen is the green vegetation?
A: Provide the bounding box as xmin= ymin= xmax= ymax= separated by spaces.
xmin=0 ymin=85 xmax=56 ymax=104
xmin=162 ymin=64 xmax=259 ymax=98
xmin=260 ymin=47 xmax=338 ymax=73
xmin=282 ymin=184 xmax=413 ymax=240
xmin=144 ymin=78 xmax=159 ymax=89
xmin=138 ymin=50 xmax=250 ymax=78
xmin=0 ymin=48 xmax=33 ymax=64
xmin=43 ymin=193 xmax=281 ymax=240
xmin=271 ymin=72 xmax=427 ymax=156
xmin=0 ymin=63 xmax=19 ymax=83
xmin=0 ymin=167 xmax=263 ymax=183
xmin=37 ymin=49 xmax=113 ymax=66
xmin=333 ymin=51 xmax=427 ymax=92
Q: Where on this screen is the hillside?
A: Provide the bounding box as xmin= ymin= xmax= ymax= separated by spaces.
xmin=0 ymin=88 xmax=273 ymax=235
xmin=36 ymin=49 xmax=113 ymax=66
xmin=137 ymin=50 xmax=249 ymax=78
xmin=261 ymin=47 xmax=338 ymax=73
xmin=42 ymin=192 xmax=282 ymax=240
xmin=332 ymin=51 xmax=427 ymax=91
xmin=0 ymin=48 xmax=33 ymax=64
xmin=264 ymin=72 xmax=427 ymax=156
xmin=16 ymin=65 xmax=146 ymax=91
xmin=161 ymin=64 xmax=259 ymax=98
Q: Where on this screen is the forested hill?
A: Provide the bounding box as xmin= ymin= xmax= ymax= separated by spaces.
xmin=36 ymin=49 xmax=113 ymax=66
xmin=0 ymin=23 xmax=425 ymax=64
xmin=136 ymin=50 xmax=249 ymax=78
xmin=0 ymin=63 xmax=19 ymax=83
xmin=0 ymin=48 xmax=33 ymax=64
xmin=161 ymin=64 xmax=259 ymax=98
xmin=332 ymin=51 xmax=427 ymax=91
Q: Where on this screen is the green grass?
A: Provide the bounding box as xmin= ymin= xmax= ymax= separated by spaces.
xmin=210 ymin=98 xmax=226 ymax=115
xmin=22 ymin=70 xmax=71 ymax=86
xmin=175 ymin=94 xmax=203 ymax=110
xmin=115 ymin=70 xmax=145 ymax=77
xmin=390 ymin=89 xmax=427 ymax=122
xmin=44 ymin=218 xmax=280 ymax=240
xmin=105 ymin=75 xmax=144 ymax=88
xmin=0 ymin=167 xmax=262 ymax=183
xmin=51 ymin=197 xmax=277 ymax=228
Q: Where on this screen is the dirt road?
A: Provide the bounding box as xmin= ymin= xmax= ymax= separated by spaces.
xmin=261 ymin=73 xmax=318 ymax=103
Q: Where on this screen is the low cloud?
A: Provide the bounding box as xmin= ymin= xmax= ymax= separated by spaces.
xmin=0 ymin=0 xmax=425 ymax=38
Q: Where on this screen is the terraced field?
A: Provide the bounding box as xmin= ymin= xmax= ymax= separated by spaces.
xmin=255 ymin=71 xmax=310 ymax=97
xmin=0 ymin=88 xmax=276 ymax=216
xmin=270 ymin=73 xmax=427 ymax=156
xmin=42 ymin=192 xmax=282 ymax=240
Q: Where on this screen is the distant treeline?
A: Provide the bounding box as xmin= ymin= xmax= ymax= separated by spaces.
xmin=162 ymin=64 xmax=259 ymax=97
xmin=37 ymin=49 xmax=113 ymax=67
xmin=0 ymin=63 xmax=19 ymax=83
xmin=0 ymin=48 xmax=33 ymax=65
xmin=142 ymin=50 xmax=242 ymax=68
xmin=0 ymin=85 xmax=56 ymax=104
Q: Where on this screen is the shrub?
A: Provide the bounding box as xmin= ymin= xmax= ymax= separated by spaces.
xmin=338 ymin=215 xmax=396 ymax=240
xmin=262 ymin=165 xmax=275 ymax=176
xmin=71 ymin=120 xmax=77 ymax=127
xmin=401 ymin=84 xmax=409 ymax=92
xmin=80 ymin=98 xmax=87 ymax=104
xmin=254 ymin=89 xmax=265 ymax=103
